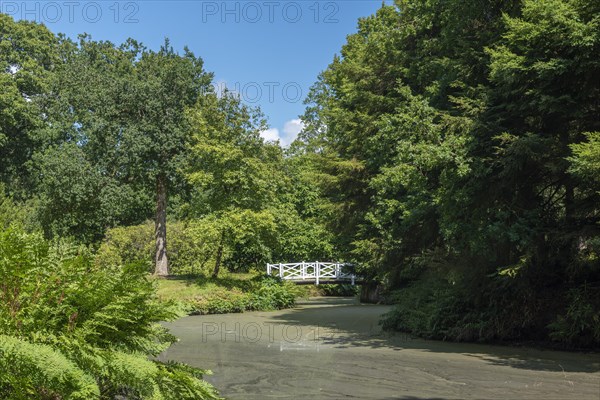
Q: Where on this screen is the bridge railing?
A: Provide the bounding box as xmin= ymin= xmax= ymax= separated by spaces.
xmin=266 ymin=262 xmax=358 ymax=285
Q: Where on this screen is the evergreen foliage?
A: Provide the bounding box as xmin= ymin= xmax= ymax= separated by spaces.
xmin=298 ymin=0 xmax=599 ymax=347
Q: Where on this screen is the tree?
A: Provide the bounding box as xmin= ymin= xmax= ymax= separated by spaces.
xmin=297 ymin=0 xmax=600 ymax=345
xmin=298 ymin=3 xmax=491 ymax=279
xmin=50 ymin=37 xmax=213 ymax=273
xmin=185 ymin=92 xmax=283 ymax=276
xmin=486 ymin=0 xmax=600 ymax=261
xmin=130 ymin=41 xmax=213 ymax=276
xmin=0 ymin=14 xmax=58 ymax=196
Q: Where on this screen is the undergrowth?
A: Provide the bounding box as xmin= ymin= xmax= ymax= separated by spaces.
xmin=156 ymin=274 xmax=302 ymax=315
xmin=0 ymin=228 xmax=221 ymax=399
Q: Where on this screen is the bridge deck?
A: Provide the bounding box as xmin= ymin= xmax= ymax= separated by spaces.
xmin=266 ymin=262 xmax=360 ymax=285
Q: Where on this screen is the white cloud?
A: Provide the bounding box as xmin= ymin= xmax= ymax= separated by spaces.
xmin=281 ymin=119 xmax=305 ymax=146
xmin=260 ymin=128 xmax=280 ymax=143
xmin=260 ymin=119 xmax=305 ymax=147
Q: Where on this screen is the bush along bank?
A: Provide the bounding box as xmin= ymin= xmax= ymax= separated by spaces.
xmin=156 ymin=274 xmax=301 ymax=315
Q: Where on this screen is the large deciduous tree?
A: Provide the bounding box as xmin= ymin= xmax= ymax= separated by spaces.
xmin=53 ymin=37 xmax=212 ymax=274
xmin=131 ymin=40 xmax=213 ymax=276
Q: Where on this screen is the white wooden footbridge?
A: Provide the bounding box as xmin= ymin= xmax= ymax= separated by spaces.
xmin=266 ymin=262 xmax=361 ymax=285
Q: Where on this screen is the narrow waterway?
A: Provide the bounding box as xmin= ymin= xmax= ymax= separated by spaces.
xmin=159 ymin=297 xmax=600 ymax=399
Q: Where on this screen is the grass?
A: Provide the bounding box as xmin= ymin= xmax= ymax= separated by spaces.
xmin=155 ymin=272 xmax=257 ymax=300
xmin=154 ymin=272 xmax=306 ymax=315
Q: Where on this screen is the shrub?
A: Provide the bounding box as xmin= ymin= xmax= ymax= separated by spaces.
xmin=548 ymin=285 xmax=600 ymax=348
xmin=95 ymin=221 xmax=154 ymax=269
xmin=247 ymin=276 xmax=297 ymax=310
xmin=381 ymin=264 xmax=600 ymax=348
xmin=186 ymin=287 xmax=249 ymax=315
xmin=381 ymin=278 xmax=471 ymax=340
xmin=0 ymin=228 xmax=220 ymax=399
xmin=97 ymin=220 xmax=220 ymax=275
xmin=98 ymin=209 xmax=337 ymax=277
xmin=175 ymin=275 xmax=298 ymax=315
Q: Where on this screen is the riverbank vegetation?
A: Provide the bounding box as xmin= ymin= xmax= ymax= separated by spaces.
xmin=1 ymin=2 xmax=599 ymax=397
xmin=155 ymin=274 xmax=300 ymax=315
xmin=298 ymin=0 xmax=600 ymax=349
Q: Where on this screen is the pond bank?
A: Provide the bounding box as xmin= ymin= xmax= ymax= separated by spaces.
xmin=159 ymin=297 xmax=600 ymax=399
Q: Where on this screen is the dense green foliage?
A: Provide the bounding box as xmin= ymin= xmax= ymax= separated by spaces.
xmin=1 ymin=7 xmax=599 ymax=398
xmin=156 ymin=275 xmax=299 ymax=315
xmin=98 ymin=212 xmax=332 ymax=276
xmin=0 ymin=13 xmax=331 ymax=396
xmin=297 ymin=0 xmax=600 ymax=348
xmin=0 ymin=13 xmax=334 ymax=273
xmin=0 ymin=228 xmax=220 ymax=399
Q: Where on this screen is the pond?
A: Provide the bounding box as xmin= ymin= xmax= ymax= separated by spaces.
xmin=159 ymin=297 xmax=600 ymax=399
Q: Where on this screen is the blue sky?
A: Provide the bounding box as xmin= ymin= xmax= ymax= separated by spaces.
xmin=3 ymin=0 xmax=386 ymax=145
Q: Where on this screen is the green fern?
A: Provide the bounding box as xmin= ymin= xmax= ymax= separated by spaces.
xmin=0 ymin=335 xmax=100 ymax=399
xmin=0 ymin=228 xmax=221 ymax=399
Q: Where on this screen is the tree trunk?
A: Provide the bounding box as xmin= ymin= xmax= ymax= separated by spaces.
xmin=212 ymin=237 xmax=224 ymax=278
xmin=154 ymin=173 xmax=169 ymax=276
xmin=559 ymin=177 xmax=575 ymax=265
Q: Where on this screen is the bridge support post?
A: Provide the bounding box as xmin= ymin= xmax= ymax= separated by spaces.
xmin=267 ymin=263 xmax=271 ymax=275
xmin=315 ymin=261 xmax=319 ymax=285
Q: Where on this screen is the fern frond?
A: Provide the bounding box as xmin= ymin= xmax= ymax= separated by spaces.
xmin=0 ymin=334 xmax=100 ymax=399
